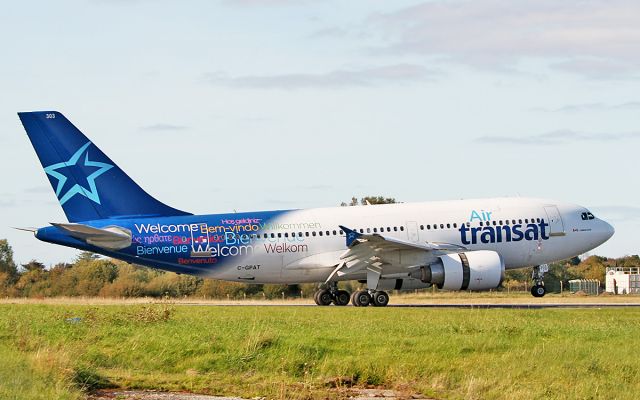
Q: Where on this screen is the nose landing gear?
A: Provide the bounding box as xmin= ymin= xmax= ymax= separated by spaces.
xmin=531 ymin=264 xmax=549 ymax=297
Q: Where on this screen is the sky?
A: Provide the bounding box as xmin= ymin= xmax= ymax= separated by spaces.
xmin=1 ymin=0 xmax=639 ymax=266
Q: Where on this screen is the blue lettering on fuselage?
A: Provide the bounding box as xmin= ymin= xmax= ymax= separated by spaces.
xmin=469 ymin=210 xmax=492 ymax=222
xmin=459 ymin=221 xmax=549 ymax=245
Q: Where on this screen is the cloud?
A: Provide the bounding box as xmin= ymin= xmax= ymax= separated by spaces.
xmin=204 ymin=64 xmax=440 ymax=89
xmin=23 ymin=186 xmax=50 ymax=194
xmin=369 ymin=0 xmax=640 ymax=77
xmin=308 ymin=27 xmax=349 ymax=39
xmin=140 ymin=124 xmax=189 ymax=132
xmin=223 ymin=0 xmax=312 ymax=6
xmin=533 ymin=101 xmax=640 ymax=112
xmin=591 ymin=205 xmax=640 ymax=223
xmin=0 ymin=197 xmax=15 ymax=207
xmin=476 ymin=129 xmax=640 ymax=145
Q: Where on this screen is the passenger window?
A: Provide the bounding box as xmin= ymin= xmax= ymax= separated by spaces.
xmin=270 ymin=233 xmax=275 ymax=238
xmin=367 ymin=228 xmax=371 ymax=233
xmin=453 ymin=223 xmax=457 ymax=228
xmin=360 ymin=229 xmax=364 ymax=233
xmin=284 ymin=233 xmax=288 ymax=238
xmin=305 ymin=232 xmax=309 ymax=237
xmin=400 ymin=226 xmax=405 ymax=231
xmin=339 ymin=230 xmax=344 ymax=235
xmin=492 ymin=221 xmax=497 ymax=226
xmin=446 ymin=223 xmax=450 ymax=229
xmin=518 ymin=219 xmax=522 ymax=224
xmin=298 ymin=232 xmax=303 ymax=237
xmin=480 ymin=221 xmax=483 ymax=227
xmin=427 ymin=225 xmax=431 ymax=229
xmin=393 ymin=227 xmax=398 ymax=232
xmin=277 ymin=233 xmax=282 ymax=238
xmin=387 ymin=227 xmax=391 ymax=232
xmin=312 ymin=231 xmax=316 ymax=237
xmin=333 ymin=230 xmax=337 ymax=235
xmin=373 ymin=228 xmax=378 ymax=233
xmin=420 ymin=225 xmax=424 ymax=230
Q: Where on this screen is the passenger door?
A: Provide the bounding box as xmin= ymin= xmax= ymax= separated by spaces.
xmin=544 ymin=206 xmax=565 ymax=236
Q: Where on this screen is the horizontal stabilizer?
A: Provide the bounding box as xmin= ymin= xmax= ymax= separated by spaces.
xmin=12 ymin=227 xmax=38 ymax=233
xmin=51 ymin=222 xmax=132 ymax=251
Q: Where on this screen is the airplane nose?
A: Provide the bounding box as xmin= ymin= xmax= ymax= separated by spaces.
xmin=604 ymin=221 xmax=615 ymax=240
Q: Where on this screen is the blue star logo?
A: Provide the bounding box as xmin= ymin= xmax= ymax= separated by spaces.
xmin=43 ymin=141 xmax=114 ymax=206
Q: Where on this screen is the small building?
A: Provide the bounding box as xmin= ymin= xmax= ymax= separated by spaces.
xmin=605 ymin=267 xmax=640 ymax=294
xmin=568 ymin=279 xmax=600 ymax=295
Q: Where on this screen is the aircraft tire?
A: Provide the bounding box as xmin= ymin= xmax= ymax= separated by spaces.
xmin=372 ymin=291 xmax=390 ymax=307
xmin=352 ymin=290 xmax=371 ymax=307
xmin=531 ymin=285 xmax=546 ymax=297
xmin=334 ymin=290 xmax=350 ymax=306
xmin=316 ymin=289 xmax=333 ymax=306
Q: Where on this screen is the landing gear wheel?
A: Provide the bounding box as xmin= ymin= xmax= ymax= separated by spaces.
xmin=531 ymin=285 xmax=546 ymax=298
xmin=315 ymin=289 xmax=333 ymax=306
xmin=352 ymin=290 xmax=371 ymax=307
xmin=334 ymin=290 xmax=350 ymax=306
xmin=530 ymin=264 xmax=549 ymax=298
xmin=372 ymin=291 xmax=390 ymax=307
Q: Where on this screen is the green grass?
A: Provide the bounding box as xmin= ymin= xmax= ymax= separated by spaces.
xmin=1 ymin=304 xmax=639 ymax=399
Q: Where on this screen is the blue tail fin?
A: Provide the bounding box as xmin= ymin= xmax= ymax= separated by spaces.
xmin=19 ymin=111 xmax=191 ymax=222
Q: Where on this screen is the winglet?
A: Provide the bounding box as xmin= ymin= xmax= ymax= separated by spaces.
xmin=339 ymin=225 xmax=361 ymax=247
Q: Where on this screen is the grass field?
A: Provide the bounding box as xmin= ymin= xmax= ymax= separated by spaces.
xmin=1 ymin=301 xmax=640 ymax=399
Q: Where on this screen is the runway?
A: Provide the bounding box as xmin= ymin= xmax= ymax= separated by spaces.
xmin=178 ymin=302 xmax=640 ymax=309
xmin=389 ymin=303 xmax=640 ymax=309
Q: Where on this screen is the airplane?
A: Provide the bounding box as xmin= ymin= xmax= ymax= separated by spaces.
xmin=17 ymin=111 xmax=615 ymax=306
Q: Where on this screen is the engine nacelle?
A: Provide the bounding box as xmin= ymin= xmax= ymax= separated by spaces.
xmin=416 ymin=250 xmax=504 ymax=291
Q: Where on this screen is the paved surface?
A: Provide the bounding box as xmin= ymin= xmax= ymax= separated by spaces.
xmin=89 ymin=389 xmax=431 ymax=399
xmin=89 ymin=391 xmax=249 ymax=400
xmin=178 ymin=302 xmax=640 ymax=309
xmin=389 ymin=303 xmax=640 ymax=309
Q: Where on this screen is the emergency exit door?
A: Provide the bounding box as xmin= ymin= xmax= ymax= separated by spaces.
xmin=406 ymin=221 xmax=419 ymax=242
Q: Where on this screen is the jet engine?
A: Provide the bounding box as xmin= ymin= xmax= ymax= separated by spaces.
xmin=415 ymin=250 xmax=504 ymax=291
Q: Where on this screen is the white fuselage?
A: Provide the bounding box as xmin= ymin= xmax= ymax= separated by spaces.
xmin=207 ymin=197 xmax=614 ymax=285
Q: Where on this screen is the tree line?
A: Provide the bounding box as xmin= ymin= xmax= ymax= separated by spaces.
xmin=1 ymin=238 xmax=637 ymax=298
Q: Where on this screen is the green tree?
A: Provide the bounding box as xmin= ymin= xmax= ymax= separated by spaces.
xmin=341 ymin=196 xmax=397 ymax=206
xmin=0 ymin=239 xmax=18 ymax=282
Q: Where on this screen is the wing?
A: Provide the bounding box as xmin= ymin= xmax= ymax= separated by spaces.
xmin=328 ymin=225 xmax=466 ymax=289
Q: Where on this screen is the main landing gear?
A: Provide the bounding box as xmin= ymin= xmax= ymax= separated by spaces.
xmin=531 ymin=264 xmax=549 ymax=297
xmin=313 ymin=283 xmax=390 ymax=307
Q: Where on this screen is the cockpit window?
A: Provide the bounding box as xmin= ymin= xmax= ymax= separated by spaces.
xmin=581 ymin=211 xmax=595 ymax=221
